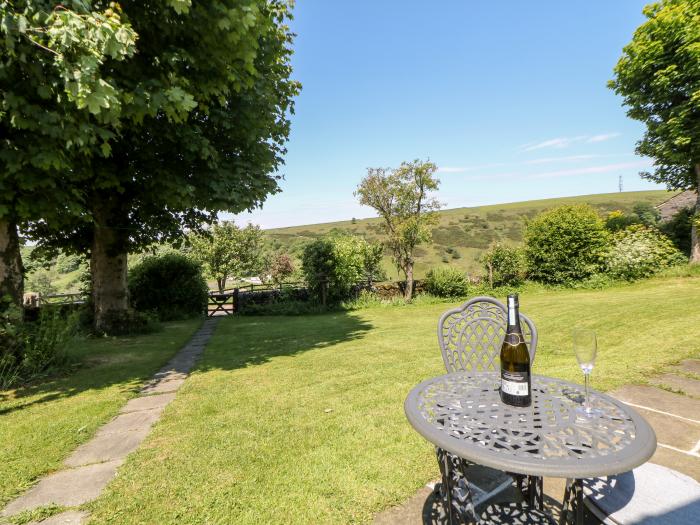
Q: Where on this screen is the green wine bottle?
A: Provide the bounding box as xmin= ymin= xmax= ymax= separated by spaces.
xmin=500 ymin=294 xmax=532 ymax=407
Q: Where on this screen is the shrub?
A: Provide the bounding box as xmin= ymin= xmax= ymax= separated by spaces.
xmin=129 ymin=253 xmax=208 ymax=321
xmin=1 ymin=305 xmax=79 ymax=389
xmin=605 ymin=226 xmax=686 ymax=281
xmin=605 ymin=210 xmax=639 ymax=232
xmin=481 ymin=243 xmax=526 ymax=287
xmin=301 ymin=234 xmax=365 ymax=303
xmin=524 ymin=205 xmax=610 ymax=284
xmin=660 ymin=207 xmax=693 ymax=256
xmin=632 ymin=202 xmax=661 ymax=227
xmin=55 ymin=253 xmax=82 ymax=274
xmin=424 ymin=267 xmax=469 ymax=297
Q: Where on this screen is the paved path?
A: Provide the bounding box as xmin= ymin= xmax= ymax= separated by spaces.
xmin=1 ymin=319 xmax=219 ymax=525
xmin=374 ymin=359 xmax=700 ymax=524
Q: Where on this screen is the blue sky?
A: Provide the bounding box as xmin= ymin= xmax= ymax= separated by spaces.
xmin=233 ymin=0 xmax=662 ymax=228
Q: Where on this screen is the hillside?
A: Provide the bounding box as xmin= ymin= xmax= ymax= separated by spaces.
xmin=266 ymin=190 xmax=675 ymax=279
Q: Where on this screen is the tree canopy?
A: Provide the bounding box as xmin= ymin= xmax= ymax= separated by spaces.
xmin=609 ymin=0 xmax=700 ymax=260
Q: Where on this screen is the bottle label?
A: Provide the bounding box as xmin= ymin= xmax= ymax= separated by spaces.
xmin=501 ymin=370 xmax=529 ymax=397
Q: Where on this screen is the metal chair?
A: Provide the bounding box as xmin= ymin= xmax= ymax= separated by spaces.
xmin=435 ymin=296 xmax=543 ymax=522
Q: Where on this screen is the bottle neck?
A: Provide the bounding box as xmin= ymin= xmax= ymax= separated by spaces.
xmin=507 ymin=297 xmax=521 ymax=331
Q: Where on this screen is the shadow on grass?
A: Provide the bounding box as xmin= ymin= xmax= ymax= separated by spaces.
xmin=197 ymin=311 xmax=374 ymax=371
xmin=0 ymin=321 xmax=202 ymax=417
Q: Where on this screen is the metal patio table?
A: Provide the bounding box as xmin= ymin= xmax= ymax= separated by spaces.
xmin=404 ymin=372 xmax=657 ymax=525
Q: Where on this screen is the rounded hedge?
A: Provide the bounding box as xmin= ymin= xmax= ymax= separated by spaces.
xmin=524 ymin=204 xmax=610 ymax=284
xmin=605 ymin=226 xmax=686 ymax=281
xmin=424 ymin=267 xmax=469 ymax=298
xmin=480 ymin=243 xmax=526 ymax=287
xmin=129 ymin=253 xmax=208 ymax=320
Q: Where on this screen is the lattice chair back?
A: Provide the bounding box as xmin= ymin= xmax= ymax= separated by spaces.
xmin=438 ymin=296 xmax=538 ymax=373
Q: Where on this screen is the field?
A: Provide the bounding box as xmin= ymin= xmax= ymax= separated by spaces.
xmin=84 ymin=273 xmax=700 ymax=524
xmin=267 ymin=190 xmax=673 ymax=279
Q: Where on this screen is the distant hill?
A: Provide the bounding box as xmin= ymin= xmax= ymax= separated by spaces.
xmin=266 ymin=190 xmax=676 ymax=280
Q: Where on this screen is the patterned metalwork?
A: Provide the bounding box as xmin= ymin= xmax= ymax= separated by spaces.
xmin=406 ymin=372 xmax=656 ymax=478
xmin=438 ymin=297 xmax=538 ymax=373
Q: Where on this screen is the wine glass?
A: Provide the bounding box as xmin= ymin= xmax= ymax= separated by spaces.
xmin=573 ymin=329 xmax=602 ymax=418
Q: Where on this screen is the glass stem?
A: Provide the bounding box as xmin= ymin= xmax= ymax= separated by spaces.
xmin=584 ymin=372 xmax=590 ymax=413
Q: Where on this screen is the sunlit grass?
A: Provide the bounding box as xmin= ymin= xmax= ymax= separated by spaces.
xmin=87 ymin=275 xmax=700 ymax=524
xmin=0 ymin=319 xmax=202 ymax=507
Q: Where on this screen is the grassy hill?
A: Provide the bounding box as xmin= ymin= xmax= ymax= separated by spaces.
xmin=267 ymin=190 xmax=675 ymax=279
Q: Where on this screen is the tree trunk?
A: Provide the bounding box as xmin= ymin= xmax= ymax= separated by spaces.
xmin=404 ymin=261 xmax=414 ymax=301
xmin=91 ymin=198 xmax=129 ymax=333
xmin=691 ymin=164 xmax=700 ymax=263
xmin=0 ymin=217 xmax=23 ymax=311
xmin=217 ymin=276 xmax=226 ymax=294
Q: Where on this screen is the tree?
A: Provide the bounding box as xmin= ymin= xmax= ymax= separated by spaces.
xmin=356 ymin=160 xmax=441 ymax=300
xmin=189 ymin=222 xmax=266 ymax=293
xmin=362 ymin=242 xmax=386 ymax=286
xmin=266 ymin=252 xmax=295 ymax=286
xmin=301 ymin=234 xmax=365 ymax=304
xmin=610 ymin=0 xmax=700 ymax=261
xmin=0 ymin=2 xmax=138 ymax=310
xmin=7 ymin=1 xmax=299 ymax=332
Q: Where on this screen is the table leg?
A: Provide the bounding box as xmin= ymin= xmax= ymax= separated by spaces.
xmin=559 ymin=479 xmax=584 ymax=525
xmin=435 ymin=447 xmax=478 ymax=524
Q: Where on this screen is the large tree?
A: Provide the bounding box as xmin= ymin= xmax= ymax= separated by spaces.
xmin=355 ymin=160 xmax=441 ymax=300
xmin=15 ymin=1 xmax=299 ymax=331
xmin=0 ymin=2 xmax=137 ymax=310
xmin=610 ymin=0 xmax=700 ymax=261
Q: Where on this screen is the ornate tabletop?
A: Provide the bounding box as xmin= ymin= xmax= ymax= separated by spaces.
xmin=404 ymin=372 xmax=656 ymax=478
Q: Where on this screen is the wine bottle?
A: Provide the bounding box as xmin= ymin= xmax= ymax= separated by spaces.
xmin=500 ymin=293 xmax=532 ymax=407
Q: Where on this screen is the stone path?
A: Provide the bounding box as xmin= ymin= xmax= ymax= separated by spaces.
xmin=1 ymin=319 xmax=219 ymax=525
xmin=374 ymin=358 xmax=700 ymax=524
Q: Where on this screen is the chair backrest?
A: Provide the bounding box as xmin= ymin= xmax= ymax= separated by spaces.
xmin=438 ymin=296 xmax=538 ymax=373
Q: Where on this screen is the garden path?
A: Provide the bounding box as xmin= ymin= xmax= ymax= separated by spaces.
xmin=374 ymin=359 xmax=700 ymax=524
xmin=0 ymin=319 xmax=220 ymax=525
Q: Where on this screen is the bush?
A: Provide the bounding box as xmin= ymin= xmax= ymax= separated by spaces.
xmin=424 ymin=267 xmax=469 ymax=297
xmin=524 ymin=205 xmax=610 ymax=284
xmin=605 ymin=226 xmax=686 ymax=281
xmin=632 ymin=202 xmax=661 ymax=227
xmin=605 ymin=210 xmax=639 ymax=232
xmin=660 ymin=207 xmax=693 ymax=256
xmin=1 ymin=305 xmax=79 ymax=389
xmin=481 ymin=243 xmax=526 ymax=287
xmin=129 ymin=253 xmax=208 ymax=321
xmin=301 ymin=234 xmax=365 ymax=303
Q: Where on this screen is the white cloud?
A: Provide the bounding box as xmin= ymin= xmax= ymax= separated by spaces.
xmin=519 ymin=133 xmax=620 ymax=152
xmin=523 ymin=154 xmax=599 ymax=165
xmin=586 ymin=133 xmax=621 ymax=143
xmin=529 ymin=161 xmax=650 ymax=179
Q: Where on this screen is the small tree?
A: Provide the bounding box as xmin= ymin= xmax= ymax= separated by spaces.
xmin=301 ymin=234 xmax=365 ymax=304
xmin=355 ymin=160 xmax=441 ymax=300
xmin=481 ymin=243 xmax=526 ymax=287
xmin=266 ymin=252 xmax=295 ymax=286
xmin=610 ymin=0 xmax=700 ymax=261
xmin=189 ymin=223 xmax=265 ymax=293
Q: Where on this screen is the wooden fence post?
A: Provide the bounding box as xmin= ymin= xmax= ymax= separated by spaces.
xmin=233 ymin=287 xmax=240 ymax=314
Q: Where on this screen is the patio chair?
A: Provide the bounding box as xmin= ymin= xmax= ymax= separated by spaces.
xmin=435 ymin=296 xmax=541 ymax=514
xmin=582 ymin=462 xmax=700 ymax=525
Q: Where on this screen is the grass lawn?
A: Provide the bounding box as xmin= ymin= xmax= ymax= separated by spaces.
xmin=0 ymin=318 xmax=202 ymax=508
xmin=85 ymin=275 xmax=700 ymax=524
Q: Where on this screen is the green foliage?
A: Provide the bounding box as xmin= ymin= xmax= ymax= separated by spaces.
xmin=25 ymin=268 xmax=58 ymax=296
xmin=301 ymin=235 xmax=366 ymax=303
xmin=0 ymin=307 xmax=79 ymax=389
xmin=188 ymin=223 xmax=266 ymax=293
xmin=610 ymin=0 xmax=700 ymax=192
xmin=605 ymin=225 xmax=686 ymax=281
xmin=605 ymin=210 xmax=639 ymax=232
xmin=660 ymin=207 xmax=694 ymax=255
xmin=423 ymin=267 xmax=469 ymax=298
xmin=362 ymin=242 xmax=386 ymax=284
xmin=524 ymin=205 xmax=610 ymax=284
xmin=356 ymin=160 xmax=442 ymax=298
xmin=54 ymin=253 xmax=82 ymax=274
xmin=129 ymin=253 xmax=208 ymax=321
xmin=481 ymin=243 xmax=526 ymax=287
xmin=632 ymin=202 xmax=661 ymax=227
xmin=265 ymin=252 xmax=296 ymax=285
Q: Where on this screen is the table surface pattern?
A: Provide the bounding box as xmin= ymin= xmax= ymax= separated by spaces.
xmin=404 ymin=372 xmax=656 ymax=478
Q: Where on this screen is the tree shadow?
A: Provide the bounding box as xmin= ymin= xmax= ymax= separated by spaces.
xmin=195 ymin=312 xmax=374 ymax=372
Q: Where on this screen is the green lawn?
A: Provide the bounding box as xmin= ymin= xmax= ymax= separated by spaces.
xmin=0 ymin=319 xmax=202 ymax=508
xmin=86 ymin=275 xmax=700 ymax=524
